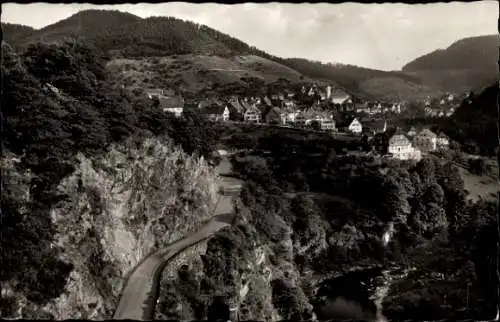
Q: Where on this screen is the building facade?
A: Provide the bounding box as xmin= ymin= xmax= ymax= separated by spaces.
xmin=244 ymin=106 xmax=261 ymax=123
xmin=348 ymin=118 xmax=363 ymax=134
xmin=388 ymin=134 xmax=422 ymax=161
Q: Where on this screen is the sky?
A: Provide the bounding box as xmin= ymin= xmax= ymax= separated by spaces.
xmin=2 ymin=1 xmax=497 ymax=71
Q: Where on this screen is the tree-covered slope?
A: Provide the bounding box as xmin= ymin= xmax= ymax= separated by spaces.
xmin=1 ymin=40 xmax=222 ymax=318
xmin=443 ymin=84 xmax=498 ymax=155
xmin=5 ymin=10 xmax=271 ymax=58
xmin=3 ymin=9 xmax=439 ymax=101
xmin=403 ymin=35 xmax=499 ymax=72
xmin=1 ymin=22 xmax=36 ymax=45
xmin=401 ymin=35 xmax=499 ymax=93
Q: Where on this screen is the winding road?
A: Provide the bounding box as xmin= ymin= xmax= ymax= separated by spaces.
xmin=113 ymin=154 xmax=244 ymax=320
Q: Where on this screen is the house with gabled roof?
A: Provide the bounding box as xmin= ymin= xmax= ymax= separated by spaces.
xmin=243 ymin=104 xmax=261 ymax=123
xmin=356 ymin=102 xmax=371 ymax=114
xmin=146 ymin=88 xmax=164 ymax=99
xmin=225 ymin=96 xmax=246 ymax=121
xmin=198 ymin=97 xmax=225 ymax=110
xmin=154 ymin=95 xmax=185 ymax=117
xmin=306 ymin=110 xmax=336 ymax=131
xmin=388 ymin=132 xmax=421 ymax=161
xmin=200 ymin=104 xmax=230 ymax=122
xmin=331 ymin=89 xmax=354 ymax=111
xmin=331 ymin=94 xmax=352 ymax=106
xmin=320 ymin=119 xmax=336 ymax=131
xmin=264 ymin=106 xmax=285 ymax=125
xmin=363 ymin=119 xmax=387 ymax=135
xmin=337 ymin=117 xmax=362 ymax=134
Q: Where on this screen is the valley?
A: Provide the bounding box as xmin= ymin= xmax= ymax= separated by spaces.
xmin=1 ymin=5 xmax=499 ymax=322
xmin=4 ymin=11 xmax=498 ymax=102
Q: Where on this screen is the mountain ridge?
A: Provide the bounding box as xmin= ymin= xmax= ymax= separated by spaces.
xmin=402 ymin=34 xmax=499 ymax=72
xmin=3 ymin=9 xmax=495 ymax=100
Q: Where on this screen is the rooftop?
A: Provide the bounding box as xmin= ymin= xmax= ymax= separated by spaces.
xmin=389 ymin=134 xmax=411 ymax=146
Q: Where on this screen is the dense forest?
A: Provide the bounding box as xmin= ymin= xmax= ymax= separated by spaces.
xmin=218 ymin=131 xmax=498 ymax=320
xmin=3 ymin=10 xmax=272 ymax=59
xmin=402 ymin=35 xmax=499 ymax=72
xmin=443 ymin=84 xmax=498 ymax=156
xmin=1 ymin=39 xmax=220 ymax=311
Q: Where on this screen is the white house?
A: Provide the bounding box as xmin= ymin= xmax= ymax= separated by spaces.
xmin=146 ymin=89 xmax=164 ymax=99
xmin=244 ymin=105 xmax=261 ymax=123
xmin=343 ymin=117 xmax=362 ymax=134
xmin=163 ymin=107 xmax=184 ymax=117
xmin=285 ymin=111 xmax=300 ymax=123
xmin=388 ymin=134 xmax=422 ymax=161
xmin=356 ymin=105 xmax=371 ymax=114
xmin=155 ymin=95 xmax=185 ymax=117
xmin=364 ymin=119 xmax=387 ymax=135
xmin=320 ymin=119 xmax=336 ymax=131
xmin=302 ymin=111 xmax=335 ymax=131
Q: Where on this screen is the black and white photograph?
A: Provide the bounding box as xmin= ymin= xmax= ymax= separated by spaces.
xmin=1 ymin=1 xmax=499 ymax=321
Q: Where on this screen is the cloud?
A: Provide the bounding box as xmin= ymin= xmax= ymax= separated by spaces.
xmin=2 ymin=1 xmax=497 ymax=70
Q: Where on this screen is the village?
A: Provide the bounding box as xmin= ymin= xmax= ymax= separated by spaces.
xmin=146 ymin=83 xmax=454 ymax=162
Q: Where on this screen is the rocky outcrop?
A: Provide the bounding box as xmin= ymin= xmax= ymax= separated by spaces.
xmin=12 ymin=136 xmax=221 ymax=319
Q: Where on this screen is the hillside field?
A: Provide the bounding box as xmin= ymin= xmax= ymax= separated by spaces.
xmin=106 ymin=54 xmax=313 ymax=96
xmin=458 ymin=166 xmax=499 ymax=202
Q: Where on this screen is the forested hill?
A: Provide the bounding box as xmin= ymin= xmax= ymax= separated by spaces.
xmin=3 ymin=9 xmax=273 ymax=58
xmin=2 ymin=22 xmax=36 ymax=45
xmin=443 ymin=83 xmax=499 ymax=156
xmin=278 ymin=58 xmax=430 ymax=100
xmin=402 ymin=35 xmax=499 ymax=72
xmin=3 ymin=9 xmax=443 ymax=101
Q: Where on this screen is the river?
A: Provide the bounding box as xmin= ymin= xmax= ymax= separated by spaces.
xmin=215 ymin=151 xmax=410 ymax=322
